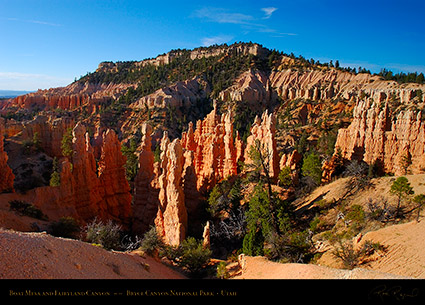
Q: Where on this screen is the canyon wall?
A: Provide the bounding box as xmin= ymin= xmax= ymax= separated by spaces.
xmin=0 ymin=118 xmax=15 ymax=193
xmin=326 ymin=100 xmax=425 ymax=178
xmin=4 ymin=115 xmax=75 ymax=158
xmin=131 ymin=77 xmax=210 ymax=110
xmin=0 ymin=82 xmax=131 ymax=112
xmin=31 ymin=122 xmax=132 ymax=227
xmin=270 ymin=67 xmax=425 ymax=105
xmin=219 ymin=69 xmax=274 ymax=108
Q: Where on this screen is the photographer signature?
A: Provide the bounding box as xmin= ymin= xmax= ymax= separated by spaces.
xmin=369 ymin=285 xmax=419 ymax=302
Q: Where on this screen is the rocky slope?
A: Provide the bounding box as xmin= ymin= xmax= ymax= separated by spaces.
xmin=0 ymin=229 xmax=185 ymax=279
xmin=234 ymin=255 xmax=408 ymax=279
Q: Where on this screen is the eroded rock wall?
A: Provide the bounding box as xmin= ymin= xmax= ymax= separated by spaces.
xmin=330 ymin=100 xmax=425 ymax=176
xmin=0 ymin=118 xmax=15 ymax=193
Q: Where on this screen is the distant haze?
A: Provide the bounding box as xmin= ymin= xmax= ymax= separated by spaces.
xmin=0 ymin=90 xmax=33 ymax=98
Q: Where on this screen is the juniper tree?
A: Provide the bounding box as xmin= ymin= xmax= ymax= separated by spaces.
xmin=390 ymin=176 xmax=414 ymax=220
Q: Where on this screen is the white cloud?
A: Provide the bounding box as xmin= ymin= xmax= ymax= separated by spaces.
xmin=0 ymin=72 xmax=70 ymax=91
xmin=261 ymin=7 xmax=278 ymax=19
xmin=201 ymin=35 xmax=234 ymax=47
xmin=194 ymin=8 xmax=253 ymax=24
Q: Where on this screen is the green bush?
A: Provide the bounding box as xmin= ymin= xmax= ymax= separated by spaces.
xmin=177 ymin=237 xmax=212 ymax=275
xmin=9 ymin=200 xmax=48 ymax=220
xmin=278 ymin=166 xmax=292 ymax=188
xmin=49 ymin=216 xmax=80 ymax=238
xmin=140 ymin=226 xmax=163 ymax=255
xmin=84 ymin=219 xmax=122 ymax=250
xmin=332 ymin=239 xmax=385 ymax=270
xmin=216 ymin=262 xmax=230 ymax=279
xmin=49 ymin=157 xmax=61 ymax=187
xmin=301 ymin=152 xmax=322 ymax=185
xmin=61 ymin=128 xmax=73 ymax=158
xmin=164 ymin=237 xmax=212 ymax=276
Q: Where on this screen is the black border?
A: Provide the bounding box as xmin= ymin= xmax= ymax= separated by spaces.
xmin=1 ymin=279 xmax=425 ymax=302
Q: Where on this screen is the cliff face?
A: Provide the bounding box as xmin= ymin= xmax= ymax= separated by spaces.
xmin=131 ymin=77 xmax=210 ymax=110
xmin=4 ymin=115 xmax=75 ymax=158
xmin=328 ymin=100 xmax=425 ymax=177
xmin=270 ymin=66 xmax=425 ymax=105
xmin=219 ymin=69 xmax=273 ymax=108
xmin=32 ymin=122 xmax=132 ymax=227
xmin=0 ymin=118 xmax=15 ymax=193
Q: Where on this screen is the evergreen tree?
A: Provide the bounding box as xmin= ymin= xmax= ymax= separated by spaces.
xmin=61 ymin=128 xmax=73 ymax=159
xmin=390 ymin=176 xmax=414 ymax=219
xmin=301 ymin=152 xmax=322 ymax=185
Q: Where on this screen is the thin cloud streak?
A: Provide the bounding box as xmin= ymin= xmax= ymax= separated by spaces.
xmin=5 ymin=17 xmax=62 ymax=27
xmin=193 ymin=7 xmax=296 ymax=37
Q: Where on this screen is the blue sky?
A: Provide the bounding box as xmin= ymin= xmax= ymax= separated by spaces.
xmin=1 ymin=0 xmax=424 ymax=91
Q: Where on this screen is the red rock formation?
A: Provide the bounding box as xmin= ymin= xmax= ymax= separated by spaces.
xmin=329 ymin=100 xmax=425 ymax=177
xmin=2 ymin=115 xmax=75 ymax=158
xmin=133 ymin=124 xmax=160 ymax=234
xmin=33 ymin=159 xmax=78 ymax=220
xmin=155 ymin=137 xmax=187 ymax=246
xmin=0 ymin=118 xmax=15 ymax=193
xmin=181 ymin=107 xmax=239 ymax=192
xmin=32 ymin=122 xmax=132 ymax=227
xmin=97 ymin=129 xmax=132 ymax=223
xmin=279 ymin=149 xmax=302 ymax=185
xmin=0 ymin=82 xmax=130 ymax=112
xmin=244 ymin=110 xmax=280 ymax=181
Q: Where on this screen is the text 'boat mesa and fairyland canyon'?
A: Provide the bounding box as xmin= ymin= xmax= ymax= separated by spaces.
xmin=1 ymin=42 xmax=425 ymax=280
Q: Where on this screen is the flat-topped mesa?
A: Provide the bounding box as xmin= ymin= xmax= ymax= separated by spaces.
xmin=189 ymin=42 xmax=269 ymax=60
xmin=0 ymin=118 xmax=14 ymax=193
xmin=181 ymin=107 xmax=240 ymax=192
xmin=324 ymin=100 xmax=425 ymax=179
xmin=132 ymin=42 xmax=269 ymax=68
xmin=244 ymin=110 xmax=280 ymax=182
